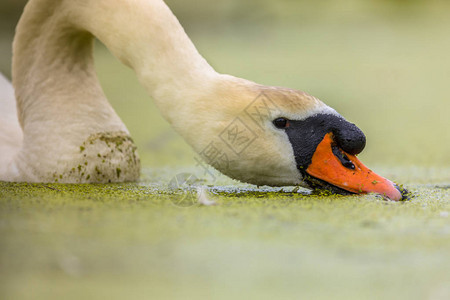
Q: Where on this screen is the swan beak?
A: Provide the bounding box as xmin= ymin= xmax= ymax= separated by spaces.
xmin=305 ymin=133 xmax=405 ymax=201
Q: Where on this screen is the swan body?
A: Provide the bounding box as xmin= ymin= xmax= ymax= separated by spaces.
xmin=0 ymin=0 xmax=405 ymax=200
xmin=0 ymin=73 xmax=22 ymax=177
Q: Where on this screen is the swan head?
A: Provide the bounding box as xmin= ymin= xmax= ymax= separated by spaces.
xmin=174 ymin=75 xmax=405 ymax=200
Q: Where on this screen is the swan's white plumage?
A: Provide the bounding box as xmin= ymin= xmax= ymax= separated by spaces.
xmin=0 ymin=74 xmax=22 ymax=179
xmin=1 ymin=0 xmax=338 ymax=185
xmin=0 ymin=74 xmax=16 ymax=119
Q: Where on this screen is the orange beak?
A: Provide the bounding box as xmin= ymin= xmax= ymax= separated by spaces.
xmin=305 ymin=133 xmax=404 ymax=201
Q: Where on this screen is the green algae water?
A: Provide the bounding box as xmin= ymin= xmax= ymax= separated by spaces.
xmin=1 ymin=3 xmax=450 ymax=299
xmin=1 ymin=167 xmax=449 ymax=300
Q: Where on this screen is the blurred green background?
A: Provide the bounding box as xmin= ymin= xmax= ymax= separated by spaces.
xmin=1 ymin=1 xmax=449 ymax=300
xmin=1 ymin=0 xmax=449 ymax=169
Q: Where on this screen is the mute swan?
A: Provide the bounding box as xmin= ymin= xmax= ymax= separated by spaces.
xmin=0 ymin=0 xmax=406 ymax=200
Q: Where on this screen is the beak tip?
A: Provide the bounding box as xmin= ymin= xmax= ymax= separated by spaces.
xmin=394 ymin=184 xmax=411 ymax=201
xmin=305 ymin=133 xmax=411 ymax=202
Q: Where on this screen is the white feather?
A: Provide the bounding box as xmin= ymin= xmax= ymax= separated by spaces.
xmin=196 ymin=187 xmax=216 ymax=206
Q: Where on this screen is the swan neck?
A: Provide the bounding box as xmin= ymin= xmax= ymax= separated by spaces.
xmin=72 ymin=0 xmax=218 ymax=119
xmin=13 ymin=0 xmax=218 ymax=127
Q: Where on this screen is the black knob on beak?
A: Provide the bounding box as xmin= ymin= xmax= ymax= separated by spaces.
xmin=332 ymin=122 xmax=366 ymax=155
xmin=284 ymin=113 xmax=367 ymax=172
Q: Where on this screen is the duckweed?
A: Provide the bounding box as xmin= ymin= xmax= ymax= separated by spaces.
xmin=0 ymin=167 xmax=449 ymax=299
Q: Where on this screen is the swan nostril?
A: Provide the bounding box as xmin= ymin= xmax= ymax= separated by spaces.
xmin=342 ymin=158 xmax=355 ymax=169
xmin=332 ymin=145 xmax=355 ymax=170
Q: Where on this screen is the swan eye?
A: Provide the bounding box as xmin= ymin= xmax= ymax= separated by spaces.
xmin=273 ymin=117 xmax=289 ymax=129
